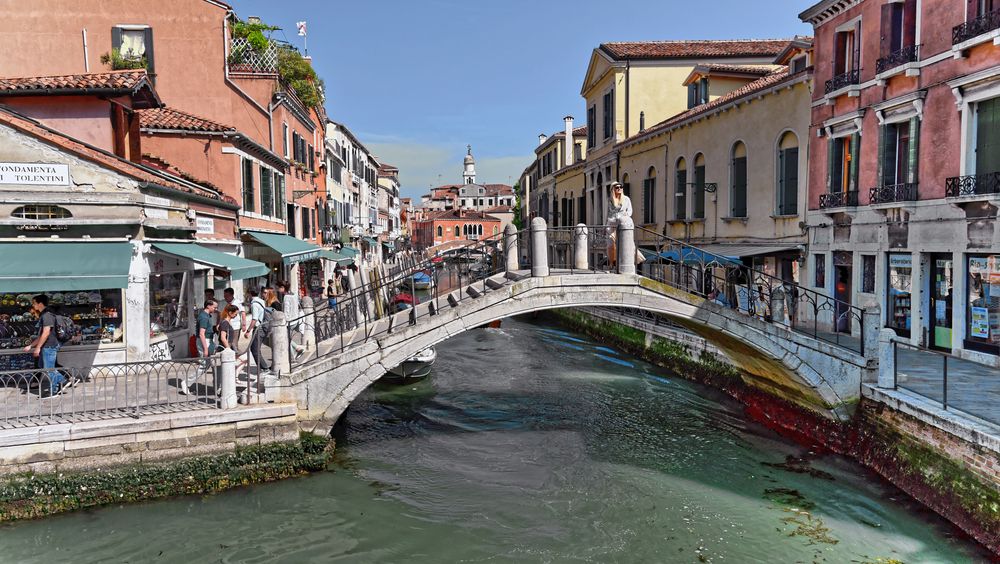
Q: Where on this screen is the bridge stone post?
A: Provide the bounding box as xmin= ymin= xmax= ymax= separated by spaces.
xmin=219 ymin=348 xmax=237 ymax=409
xmin=863 ymin=303 xmax=881 ymax=363
xmin=504 ymin=223 xmax=519 ymax=274
xmin=877 ymin=327 xmax=896 ymax=388
xmin=269 ymin=310 xmax=291 ymax=377
xmin=301 ymin=297 xmax=317 ymax=351
xmin=574 ymin=224 xmax=589 ymax=270
xmin=770 ymin=285 xmax=786 ymax=324
xmin=531 ymin=217 xmax=549 ymax=277
xmin=616 ymin=216 xmax=636 ymax=275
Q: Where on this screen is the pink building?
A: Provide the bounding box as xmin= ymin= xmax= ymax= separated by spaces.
xmin=801 ymin=0 xmax=1000 ymax=362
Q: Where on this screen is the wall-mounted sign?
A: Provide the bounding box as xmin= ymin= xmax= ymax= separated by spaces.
xmin=196 ymin=216 xmax=215 ymax=234
xmin=888 ymin=254 xmax=912 ymax=269
xmin=144 ymin=207 xmax=168 ymax=220
xmin=0 ymin=163 xmax=70 ymax=186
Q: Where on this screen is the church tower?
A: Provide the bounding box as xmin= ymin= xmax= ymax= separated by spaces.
xmin=463 ymin=144 xmax=476 ymax=184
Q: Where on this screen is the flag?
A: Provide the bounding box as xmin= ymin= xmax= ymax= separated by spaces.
xmin=296 ymin=21 xmax=307 ymax=36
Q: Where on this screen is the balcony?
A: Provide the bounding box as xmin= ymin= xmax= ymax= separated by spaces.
xmin=227 ymin=37 xmax=278 ymax=74
xmin=824 ymin=68 xmax=860 ymax=95
xmin=875 ymin=45 xmax=919 ymax=74
xmin=953 ymin=9 xmax=1000 ymax=45
xmin=945 ymin=172 xmax=1000 ymax=197
xmin=819 ymin=190 xmax=859 ymax=209
xmin=869 ymin=182 xmax=918 ymax=204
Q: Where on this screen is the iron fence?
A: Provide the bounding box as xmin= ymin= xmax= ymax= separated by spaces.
xmin=953 ymin=8 xmax=1000 ymax=44
xmin=875 ymin=44 xmax=919 ymax=74
xmin=869 ymin=182 xmax=918 ymax=204
xmin=824 ymin=68 xmax=860 ymax=94
xmin=893 ymin=340 xmax=1000 ymax=426
xmin=945 ymin=172 xmax=1000 ymax=197
xmin=819 ymin=190 xmax=860 ymax=209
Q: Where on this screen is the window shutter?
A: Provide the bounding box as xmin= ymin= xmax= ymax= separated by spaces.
xmin=777 ymin=150 xmax=786 ymax=214
xmin=733 ymin=156 xmax=747 ymax=217
xmin=834 ymin=32 xmax=846 ymax=74
xmin=968 ymin=0 xmax=978 ymax=21
xmin=826 ymin=137 xmax=835 ymax=194
xmin=849 ymin=132 xmax=860 ymax=192
xmin=877 ymin=124 xmax=888 ymax=186
xmin=111 ymin=26 xmax=123 ymax=51
xmin=143 ymin=28 xmax=155 ymax=78
xmin=783 ymin=148 xmax=799 ymax=214
xmin=853 ymin=21 xmax=862 ymax=70
xmin=880 ymin=3 xmax=893 ymax=58
xmin=903 ymin=0 xmax=917 ymax=48
xmin=907 ymin=117 xmax=920 ymax=183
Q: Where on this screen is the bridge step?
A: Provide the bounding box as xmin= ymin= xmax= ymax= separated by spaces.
xmin=466 ymin=285 xmax=483 ymax=299
xmin=447 ymin=292 xmax=460 ymax=308
xmin=505 ymin=270 xmax=529 ymax=282
xmin=485 ymin=275 xmax=506 ymax=290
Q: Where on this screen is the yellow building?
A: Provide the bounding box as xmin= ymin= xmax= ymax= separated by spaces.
xmin=519 ymin=116 xmax=587 ymax=225
xmin=579 ymin=39 xmax=793 ymax=226
xmin=617 ymin=38 xmax=814 ymax=279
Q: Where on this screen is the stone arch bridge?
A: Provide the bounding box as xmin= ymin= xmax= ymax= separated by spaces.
xmin=274 ymin=219 xmax=878 ymax=432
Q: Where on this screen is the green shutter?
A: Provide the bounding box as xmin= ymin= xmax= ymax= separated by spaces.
xmin=783 ymin=148 xmax=799 ymax=214
xmin=826 ymin=137 xmax=835 ymax=193
xmin=976 ymin=98 xmax=1000 ymax=174
xmin=907 ymin=117 xmax=920 ymax=183
xmin=849 ymin=132 xmax=860 ymax=192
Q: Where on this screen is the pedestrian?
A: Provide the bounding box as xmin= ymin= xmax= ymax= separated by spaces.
xmin=606 ymin=181 xmax=632 ymax=269
xmin=23 ymin=295 xmax=67 ymax=397
xmin=221 ymin=287 xmax=245 ymax=334
xmin=327 ymin=276 xmax=339 ymax=308
xmin=276 ymin=281 xmax=287 ymax=305
xmin=341 ymin=267 xmax=352 ymax=294
xmin=218 ymin=305 xmax=239 ymax=351
xmin=244 ymin=288 xmax=271 ymax=377
xmin=182 ymin=298 xmax=218 ymax=395
xmin=264 ymin=287 xmax=281 ymax=311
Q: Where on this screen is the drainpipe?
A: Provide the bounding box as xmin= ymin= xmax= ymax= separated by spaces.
xmin=624 ymin=59 xmax=630 ymax=139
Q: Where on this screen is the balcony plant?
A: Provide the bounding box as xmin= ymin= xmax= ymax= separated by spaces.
xmin=99 ymin=48 xmax=148 ymax=71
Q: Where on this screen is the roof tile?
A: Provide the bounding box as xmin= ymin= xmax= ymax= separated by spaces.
xmin=601 ymin=39 xmax=792 ymax=60
xmin=0 ymin=70 xmax=150 ymax=93
xmin=137 ymin=106 xmax=235 ymax=133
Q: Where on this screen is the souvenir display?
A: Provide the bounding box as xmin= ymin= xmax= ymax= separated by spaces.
xmin=0 ymin=289 xmax=123 ymax=350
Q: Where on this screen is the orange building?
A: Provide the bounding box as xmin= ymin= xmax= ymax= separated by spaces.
xmin=413 ymin=209 xmax=501 ymax=252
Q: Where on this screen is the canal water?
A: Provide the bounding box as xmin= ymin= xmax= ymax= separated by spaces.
xmin=0 ymin=316 xmax=990 ymax=562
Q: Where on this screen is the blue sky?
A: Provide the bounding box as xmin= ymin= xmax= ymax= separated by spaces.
xmin=232 ymin=0 xmax=813 ymax=198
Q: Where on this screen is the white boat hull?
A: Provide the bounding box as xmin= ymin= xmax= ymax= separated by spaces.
xmin=385 ymin=347 xmax=436 ymax=382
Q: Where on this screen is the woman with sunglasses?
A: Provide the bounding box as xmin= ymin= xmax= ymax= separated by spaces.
xmin=606 ymin=181 xmax=632 ymax=269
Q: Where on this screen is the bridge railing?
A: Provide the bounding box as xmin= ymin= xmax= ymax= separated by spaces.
xmin=634 ymin=226 xmax=865 ymax=355
xmin=545 ymin=225 xmax=611 ymax=273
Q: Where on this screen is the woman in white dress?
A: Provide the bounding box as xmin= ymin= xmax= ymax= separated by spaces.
xmin=606 ymin=181 xmax=632 ymax=269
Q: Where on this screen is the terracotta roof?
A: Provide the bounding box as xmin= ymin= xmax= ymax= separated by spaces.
xmin=600 ymin=39 xmax=793 ymax=60
xmin=138 ymin=107 xmax=235 ymax=133
xmin=0 ymin=70 xmax=162 ymax=109
xmin=484 ymin=205 xmax=512 ymax=213
xmin=483 ymin=183 xmax=513 ymax=196
xmin=624 ymin=68 xmax=798 ymax=146
xmin=142 ymin=153 xmax=237 ymax=205
xmin=698 ymin=64 xmax=777 ymax=75
xmin=0 ymin=104 xmax=235 ymax=208
xmin=418 ymin=209 xmax=501 ymax=222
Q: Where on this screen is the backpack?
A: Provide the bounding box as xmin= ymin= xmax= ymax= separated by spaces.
xmin=252 ymin=297 xmax=275 ymax=339
xmin=54 ymin=314 xmax=75 ymax=343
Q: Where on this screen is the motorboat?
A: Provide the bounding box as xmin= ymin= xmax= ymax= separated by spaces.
xmin=409 ymin=271 xmax=434 ymax=290
xmin=384 ymin=347 xmax=436 ymax=383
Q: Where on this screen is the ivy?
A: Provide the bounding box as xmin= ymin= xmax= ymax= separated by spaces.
xmin=0 ymin=433 xmax=333 ymax=522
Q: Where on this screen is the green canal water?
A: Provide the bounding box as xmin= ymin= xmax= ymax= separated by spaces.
xmin=0 ymin=317 xmax=991 ymax=562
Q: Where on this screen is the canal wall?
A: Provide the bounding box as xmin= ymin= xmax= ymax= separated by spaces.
xmin=544 ymin=308 xmax=1000 ymax=554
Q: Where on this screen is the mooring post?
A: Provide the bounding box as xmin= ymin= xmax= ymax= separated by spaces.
xmin=219 ymin=348 xmax=237 ymax=409
xmin=617 ymin=216 xmax=636 ymax=275
xmin=531 ymin=217 xmax=549 ymax=277
xmin=504 ymin=223 xmax=519 ymax=274
xmin=574 ymin=224 xmax=589 ymax=270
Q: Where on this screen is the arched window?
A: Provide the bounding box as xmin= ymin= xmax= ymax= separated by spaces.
xmin=596 ymin=171 xmax=604 ymax=221
xmin=674 ymin=158 xmax=687 ymax=220
xmin=437 ymin=225 xmax=443 ymax=238
xmin=642 ymin=166 xmax=657 ymax=224
xmin=731 ymin=142 xmax=748 ymax=218
xmin=621 ymin=173 xmax=631 ymax=198
xmin=12 ymin=205 xmax=72 ymax=220
xmin=454 ymin=225 xmax=460 ymax=237
xmin=693 ymin=153 xmax=706 ymax=219
xmin=777 ymin=132 xmax=799 ymax=216
xmin=478 ymin=224 xmax=483 ymax=235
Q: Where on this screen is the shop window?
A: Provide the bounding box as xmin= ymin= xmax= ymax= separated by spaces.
xmin=149 ymin=272 xmax=189 ymax=337
xmin=0 ymin=289 xmax=123 ymax=352
xmin=966 ymin=255 xmax=1000 ymax=354
xmin=11 ymin=205 xmax=72 ymax=220
xmin=861 ymin=255 xmax=876 ymax=293
xmin=814 ymin=254 xmax=826 ymax=288
xmin=886 ymin=253 xmax=913 ymax=337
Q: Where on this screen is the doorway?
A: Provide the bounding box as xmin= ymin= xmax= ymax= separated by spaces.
xmin=928 ymin=253 xmax=954 ymax=351
xmin=833 ymin=251 xmax=853 ymax=334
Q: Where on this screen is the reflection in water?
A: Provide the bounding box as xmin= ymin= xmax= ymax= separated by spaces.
xmin=0 ymin=317 xmax=989 ymax=563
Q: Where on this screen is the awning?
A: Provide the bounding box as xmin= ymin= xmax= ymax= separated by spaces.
xmin=697 ymin=243 xmax=800 ymax=259
xmin=382 ymin=241 xmax=395 ymax=250
xmin=320 ymin=248 xmax=354 ymax=265
xmin=152 ymin=243 xmax=268 ymax=280
xmin=652 ymin=247 xmax=742 ymax=266
xmin=339 ymin=246 xmax=359 ymax=258
xmin=363 ymin=236 xmax=378 ymax=246
xmin=244 ymin=230 xmax=322 ymax=265
xmin=0 ymin=242 xmax=133 ymax=292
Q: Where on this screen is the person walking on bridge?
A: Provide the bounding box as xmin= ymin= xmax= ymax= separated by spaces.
xmin=606 ymin=181 xmax=632 ymax=270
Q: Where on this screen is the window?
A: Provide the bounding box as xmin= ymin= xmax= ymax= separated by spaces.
xmin=274 ymin=172 xmax=285 ymax=220
xmin=282 ymin=123 xmax=289 ymax=158
xmin=308 ymin=144 xmax=315 ymax=171
xmin=828 ymin=134 xmax=858 ymax=194
xmin=602 ymin=90 xmax=614 ymax=140
xmin=790 ymin=55 xmax=807 ymax=74
xmin=674 ymin=158 xmax=687 ymax=220
xmin=967 ymin=255 xmax=1000 ymax=353
xmin=242 ymin=157 xmax=255 ymax=213
xmin=693 ymin=154 xmax=706 ymax=220
xmin=879 ymin=0 xmax=917 ymax=66
xmin=111 ymin=26 xmax=154 ymax=76
xmin=437 ymin=225 xmax=443 ymax=238
xmin=259 ymin=165 xmax=273 ymax=217
xmin=454 ymin=225 xmax=460 ymax=237
xmin=149 ymin=272 xmax=188 ymax=337
xmin=887 ymin=253 xmax=913 ymax=337
xmin=975 ymin=97 xmax=1000 ymax=177
xmin=11 ymin=205 xmax=71 ymax=219
xmin=642 ymin=167 xmax=656 ymax=224
xmin=833 ymin=23 xmax=861 ymax=76
xmin=880 ymin=119 xmax=916 ymax=186
xmin=777 ymin=132 xmax=799 ymax=215
xmin=292 ymin=133 xmax=300 ymax=162
xmin=621 ymin=173 xmax=631 ymax=199
xmin=814 ymin=254 xmax=826 ymax=288
xmin=731 ymin=142 xmax=748 ymax=218
xmin=686 ymin=78 xmax=709 ymax=109
xmin=862 ymin=255 xmax=876 ymax=293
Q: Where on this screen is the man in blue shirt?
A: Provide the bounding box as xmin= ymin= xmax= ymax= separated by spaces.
xmin=181 ymin=299 xmax=217 ymax=395
xmin=24 ymin=295 xmax=65 ymax=397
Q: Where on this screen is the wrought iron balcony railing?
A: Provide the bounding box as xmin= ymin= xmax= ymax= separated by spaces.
xmin=953 ymin=9 xmax=1000 ymax=44
xmin=945 ymin=172 xmax=1000 ymax=197
xmin=875 ymin=45 xmax=919 ymax=74
xmin=869 ymin=182 xmax=918 ymax=204
xmin=819 ymin=190 xmax=859 ymax=209
xmin=824 ymin=68 xmax=860 ymax=95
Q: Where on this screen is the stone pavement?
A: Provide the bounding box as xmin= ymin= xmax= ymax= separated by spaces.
xmin=895 ymin=345 xmax=1000 ymax=427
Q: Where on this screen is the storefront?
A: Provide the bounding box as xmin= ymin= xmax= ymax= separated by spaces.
xmin=0 ymin=241 xmax=132 ymax=368
xmin=242 ymin=229 xmax=323 ymax=292
xmin=886 ymin=253 xmax=913 ymax=338
xmin=965 ymin=255 xmax=1000 ymax=355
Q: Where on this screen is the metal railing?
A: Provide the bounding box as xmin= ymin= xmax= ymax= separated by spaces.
xmin=545 ymin=225 xmax=611 ymax=272
xmin=0 ymin=358 xmax=216 ymax=425
xmin=893 ymin=340 xmax=1000 ymax=426
xmin=953 ymin=8 xmax=1000 ymax=44
xmin=875 ymin=45 xmax=919 ymax=74
xmin=945 ymin=172 xmax=1000 ymax=197
xmin=819 ymin=190 xmax=860 ymax=209
xmin=635 ymin=226 xmax=865 ymax=355
xmin=824 ymin=68 xmax=860 ymax=95
xmin=869 ymin=182 xmax=918 ymax=204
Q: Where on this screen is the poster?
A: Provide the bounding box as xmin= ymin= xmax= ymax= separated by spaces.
xmin=992 ymin=313 xmax=1000 ymax=344
xmin=971 ymin=306 xmax=990 ymax=338
xmin=970 ymin=257 xmax=989 ymax=274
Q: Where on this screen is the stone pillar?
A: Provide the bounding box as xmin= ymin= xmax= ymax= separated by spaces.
xmin=863 ymin=303 xmax=881 ymax=362
xmin=219 ymin=348 xmax=237 ymax=409
xmin=574 ymin=224 xmax=589 ymax=270
xmin=878 ymin=327 xmax=896 ymax=389
xmin=530 ymin=217 xmax=549 ymax=277
xmin=617 ymin=216 xmax=636 ymax=275
xmin=504 ymin=223 xmax=519 ymax=274
xmin=770 ymin=285 xmax=786 ymax=324
xmin=301 ymin=297 xmax=317 ymax=350
xmin=269 ymin=310 xmax=290 ymax=376
xmin=126 ymin=241 xmax=151 ymax=361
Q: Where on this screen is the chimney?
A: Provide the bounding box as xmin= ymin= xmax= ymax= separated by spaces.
xmin=639 ymin=111 xmax=645 ymax=132
xmin=538 ymin=133 xmax=547 ymax=146
xmin=563 ymin=115 xmax=574 ymax=167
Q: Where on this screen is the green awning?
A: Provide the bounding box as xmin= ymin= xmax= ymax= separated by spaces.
xmin=0 ymin=242 xmax=132 ymax=292
xmin=320 ymin=248 xmax=354 ymax=265
xmin=363 ymin=237 xmax=378 ymax=246
xmin=382 ymin=241 xmax=395 ymax=250
xmin=339 ymin=246 xmax=359 ymax=258
xmin=152 ymin=243 xmax=268 ymax=280
xmin=244 ymin=230 xmax=322 ymax=265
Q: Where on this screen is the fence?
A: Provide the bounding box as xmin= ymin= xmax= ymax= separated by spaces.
xmin=893 ymin=340 xmax=1000 ymax=426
